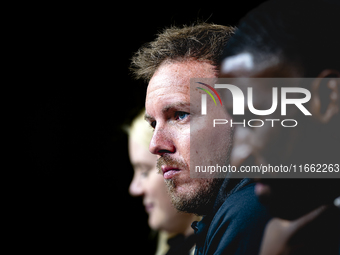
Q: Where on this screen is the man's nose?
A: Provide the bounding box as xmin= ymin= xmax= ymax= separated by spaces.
xmin=149 ymin=126 xmax=176 ymax=156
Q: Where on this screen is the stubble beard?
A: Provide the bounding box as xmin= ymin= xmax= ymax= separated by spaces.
xmin=157 ymin=155 xmax=224 ymax=216
xmin=165 ymin=177 xmax=223 ymax=216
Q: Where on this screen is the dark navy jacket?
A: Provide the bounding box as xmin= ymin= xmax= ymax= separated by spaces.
xmin=192 ymin=178 xmax=271 ymax=255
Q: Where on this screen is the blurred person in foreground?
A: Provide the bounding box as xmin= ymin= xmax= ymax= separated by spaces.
xmin=220 ymin=0 xmax=340 ymax=254
xmin=130 ymin=23 xmax=271 ymax=255
xmin=128 ymin=110 xmax=199 ymax=255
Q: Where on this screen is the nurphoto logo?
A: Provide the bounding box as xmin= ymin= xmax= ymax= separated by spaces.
xmin=190 ymin=78 xmax=340 ymax=179
xmin=196 ymin=79 xmax=312 ymax=128
xmin=196 ymin=82 xmax=223 ymax=115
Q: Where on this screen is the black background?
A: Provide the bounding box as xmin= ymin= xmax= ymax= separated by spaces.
xmin=20 ymin=1 xmax=267 ymax=253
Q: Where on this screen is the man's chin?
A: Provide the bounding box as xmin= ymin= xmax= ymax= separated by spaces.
xmin=165 ymin=178 xmax=223 ymax=216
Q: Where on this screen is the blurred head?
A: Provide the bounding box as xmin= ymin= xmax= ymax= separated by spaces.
xmin=219 ymin=0 xmax=340 ymax=219
xmin=220 ymin=0 xmax=340 ymax=79
xmin=128 ymin=111 xmax=194 ymax=232
xmin=131 ymin=23 xmax=235 ymax=215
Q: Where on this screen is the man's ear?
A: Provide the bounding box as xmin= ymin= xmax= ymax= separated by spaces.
xmin=310 ymin=69 xmax=340 ymax=123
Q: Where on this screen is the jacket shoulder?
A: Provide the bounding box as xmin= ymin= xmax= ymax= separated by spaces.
xmin=204 ymin=183 xmax=271 ymax=255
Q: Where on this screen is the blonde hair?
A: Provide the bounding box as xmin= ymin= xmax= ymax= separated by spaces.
xmin=128 ymin=109 xmax=153 ymax=150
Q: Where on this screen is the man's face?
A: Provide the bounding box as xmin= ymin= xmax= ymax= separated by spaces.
xmin=219 ymin=52 xmax=300 ymax=169
xmin=219 ymin=52 xmax=339 ymax=219
xmin=145 ymin=60 xmax=231 ymax=215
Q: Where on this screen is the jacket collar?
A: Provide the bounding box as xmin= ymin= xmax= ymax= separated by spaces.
xmin=192 ymin=178 xmax=254 ymax=251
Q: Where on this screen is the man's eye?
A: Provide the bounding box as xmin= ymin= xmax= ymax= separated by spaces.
xmin=150 ymin=120 xmax=156 ymax=129
xmin=175 ymin=111 xmax=189 ymax=120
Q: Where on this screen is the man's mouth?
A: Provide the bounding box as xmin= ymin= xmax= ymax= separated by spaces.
xmin=161 ymin=166 xmax=181 ymax=179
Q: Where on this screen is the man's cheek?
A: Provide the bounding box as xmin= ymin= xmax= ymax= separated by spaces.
xmin=190 ymin=135 xmax=214 ymax=177
xmin=190 ymin=115 xmax=231 ymax=178
xmin=176 ymin=132 xmax=191 ymax=168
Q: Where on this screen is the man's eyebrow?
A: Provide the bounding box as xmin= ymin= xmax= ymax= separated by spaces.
xmin=144 ymin=102 xmax=190 ymax=121
xmin=161 ymin=102 xmax=190 ymax=113
xmin=144 ymin=113 xmax=153 ymax=122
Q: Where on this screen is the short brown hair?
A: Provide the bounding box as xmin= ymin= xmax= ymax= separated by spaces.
xmin=130 ymin=23 xmax=235 ymax=82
